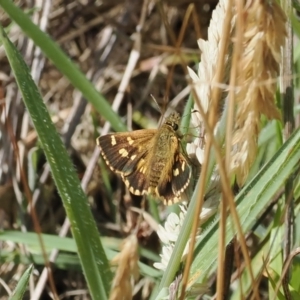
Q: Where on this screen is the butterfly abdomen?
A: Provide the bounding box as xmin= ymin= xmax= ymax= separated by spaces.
xmin=149 ymin=159 xmax=169 ymax=183
xmin=148 ymin=157 xmax=172 ymax=197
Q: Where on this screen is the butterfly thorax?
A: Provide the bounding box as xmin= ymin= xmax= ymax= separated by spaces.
xmin=147 ymin=122 xmax=179 ymax=195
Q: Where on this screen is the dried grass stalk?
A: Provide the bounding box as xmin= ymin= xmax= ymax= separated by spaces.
xmin=109 ymin=234 xmax=139 ymax=300
xmin=230 ymin=0 xmax=286 ymax=185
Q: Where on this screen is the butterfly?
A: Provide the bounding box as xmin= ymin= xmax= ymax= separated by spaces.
xmin=97 ymin=112 xmax=191 ymax=205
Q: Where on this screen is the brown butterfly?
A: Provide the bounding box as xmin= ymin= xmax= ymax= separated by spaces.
xmin=97 ymin=112 xmax=191 ymax=205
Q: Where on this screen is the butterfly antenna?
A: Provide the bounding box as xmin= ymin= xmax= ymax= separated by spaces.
xmin=150 ymin=94 xmax=165 ymax=126
xmin=161 ymin=95 xmax=168 ymax=117
xmin=150 ymin=94 xmax=161 ymax=113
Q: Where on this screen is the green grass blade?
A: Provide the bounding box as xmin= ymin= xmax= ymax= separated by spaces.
xmin=0 ymin=230 xmax=161 ymax=279
xmin=190 ymin=126 xmax=300 ymax=284
xmin=0 ymin=25 xmax=111 ymax=299
xmin=157 ymin=98 xmax=224 ymax=294
xmin=0 ymin=0 xmax=125 ymax=132
xmin=156 ymin=125 xmax=299 ymax=295
xmin=9 ymin=265 xmax=33 ymax=300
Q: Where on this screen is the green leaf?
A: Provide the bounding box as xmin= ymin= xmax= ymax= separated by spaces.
xmin=0 ymin=25 xmax=111 ymax=299
xmin=190 ymin=126 xmax=300 ymax=285
xmin=0 ymin=231 xmax=162 ymax=279
xmin=9 ymin=265 xmax=33 ymax=300
xmin=156 ymin=124 xmax=300 ymax=297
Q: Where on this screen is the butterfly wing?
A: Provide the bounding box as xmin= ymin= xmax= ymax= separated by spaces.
xmin=97 ymin=129 xmax=156 ymax=174
xmin=97 ymin=129 xmax=156 ymax=195
xmin=156 ymin=152 xmax=191 ymax=204
xmin=171 ymin=153 xmax=191 ymax=195
xmin=121 ymin=156 xmax=150 ymax=196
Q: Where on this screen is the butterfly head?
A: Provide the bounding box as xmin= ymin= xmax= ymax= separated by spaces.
xmin=165 ymin=112 xmax=180 ymax=131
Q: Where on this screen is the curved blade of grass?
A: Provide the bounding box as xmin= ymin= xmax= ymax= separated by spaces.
xmin=156 ymin=98 xmax=226 ymax=293
xmin=156 ymin=125 xmax=300 ymax=295
xmin=156 ymin=178 xmax=204 ymax=294
xmin=190 ymin=126 xmax=300 ymax=285
xmin=9 ymin=265 xmax=33 ymax=300
xmin=0 ymin=26 xmax=111 ymax=299
xmin=0 ymin=230 xmax=162 ymax=278
xmin=180 ymin=93 xmax=193 ymax=134
xmin=0 ymin=231 xmax=116 ymax=258
xmin=0 ymin=0 xmax=125 ymax=132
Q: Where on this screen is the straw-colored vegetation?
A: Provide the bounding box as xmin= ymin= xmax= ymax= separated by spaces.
xmin=230 ymin=0 xmax=286 ymax=185
xmin=0 ymin=0 xmax=299 ymax=299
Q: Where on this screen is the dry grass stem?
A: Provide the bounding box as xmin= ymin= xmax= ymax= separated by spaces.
xmin=1 ymin=0 xmax=295 ymax=298
xmin=230 ymin=0 xmax=286 ymax=185
xmin=109 ymin=234 xmax=139 ymax=300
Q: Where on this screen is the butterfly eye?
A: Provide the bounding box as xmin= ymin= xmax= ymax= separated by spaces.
xmin=166 ymin=121 xmax=178 ymax=130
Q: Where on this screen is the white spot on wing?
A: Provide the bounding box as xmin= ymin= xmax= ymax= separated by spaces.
xmin=127 ymin=137 xmax=134 ymax=145
xmin=111 ymin=135 xmax=117 ymax=146
xmin=119 ymin=148 xmax=129 ymax=157
xmin=173 ymin=168 xmax=179 ymax=176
